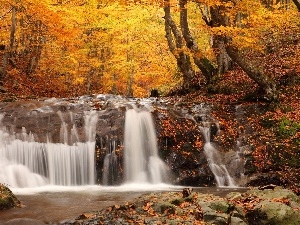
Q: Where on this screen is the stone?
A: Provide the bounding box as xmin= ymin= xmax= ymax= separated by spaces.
xmin=247 ymin=186 xmax=299 ymax=202
xmin=203 ymin=211 xmax=229 ymax=225
xmin=0 ymin=184 xmax=20 ymax=210
xmin=247 ymin=201 xmax=300 ymax=225
xmin=198 ymin=198 xmax=230 ymax=225
xmin=209 ymin=199 xmax=231 ymax=213
xmin=230 ymin=216 xmax=248 ymax=225
xmin=226 ymin=192 xmax=243 ymax=201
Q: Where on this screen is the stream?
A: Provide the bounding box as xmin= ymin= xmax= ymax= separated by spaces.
xmin=0 ymin=95 xmax=247 ymax=224
xmin=0 ymin=185 xmax=247 ymax=224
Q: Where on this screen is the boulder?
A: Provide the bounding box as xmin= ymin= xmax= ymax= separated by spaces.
xmin=0 ymin=184 xmax=20 ymax=210
xmin=247 ymin=201 xmax=300 ymax=225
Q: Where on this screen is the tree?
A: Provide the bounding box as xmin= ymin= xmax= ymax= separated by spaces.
xmin=0 ymin=0 xmax=178 ymax=98
xmin=0 ymin=3 xmax=16 ymax=83
xmin=201 ymin=0 xmax=277 ymax=100
xmin=164 ymin=0 xmax=196 ymax=90
xmin=163 ymin=0 xmax=298 ymax=100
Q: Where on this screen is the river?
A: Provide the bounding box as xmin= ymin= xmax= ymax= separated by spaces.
xmin=0 ymin=185 xmax=247 ymax=224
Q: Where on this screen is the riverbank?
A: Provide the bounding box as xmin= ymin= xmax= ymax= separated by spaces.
xmin=1 ymin=184 xmax=300 ymax=224
xmin=60 ymin=186 xmax=300 ymax=225
xmin=0 ymin=185 xmax=242 ymax=224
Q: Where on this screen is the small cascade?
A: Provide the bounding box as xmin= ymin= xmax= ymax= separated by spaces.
xmin=0 ymin=111 xmax=98 ymax=188
xmin=124 ymin=109 xmax=168 ymax=184
xmin=101 ymin=138 xmax=120 ymax=185
xmin=201 ymin=126 xmax=236 ymax=187
xmin=191 ymin=104 xmax=237 ymax=187
xmin=0 ymin=128 xmax=48 ymax=187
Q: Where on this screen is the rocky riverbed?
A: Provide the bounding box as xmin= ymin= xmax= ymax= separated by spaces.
xmin=59 ymin=186 xmax=300 ymax=225
xmin=1 ymin=184 xmax=300 ymax=224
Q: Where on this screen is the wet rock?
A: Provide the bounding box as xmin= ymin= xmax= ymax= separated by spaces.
xmin=247 ymin=173 xmax=285 ymax=187
xmin=0 ymin=184 xmax=20 ymax=210
xmin=210 ymin=122 xmax=219 ymax=141
xmin=182 ymin=188 xmax=193 ymax=198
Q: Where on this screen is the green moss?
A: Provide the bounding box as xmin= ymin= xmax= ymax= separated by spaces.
xmin=277 ymin=117 xmax=300 ymax=138
xmin=209 ymin=200 xmax=231 ymax=213
xmin=171 ymin=198 xmax=183 ymax=206
xmin=153 ymin=202 xmax=176 ymax=214
xmin=0 ymin=184 xmax=20 ymax=210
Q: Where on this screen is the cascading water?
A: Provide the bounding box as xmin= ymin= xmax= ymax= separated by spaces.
xmin=190 ymin=104 xmax=237 ymax=187
xmin=0 ymin=111 xmax=98 ymax=188
xmin=124 ymin=109 xmax=168 ymax=184
xmin=200 ymin=125 xmax=236 ymax=187
xmin=0 ymin=95 xmax=244 ymax=190
xmin=101 ymin=138 xmax=119 ymax=186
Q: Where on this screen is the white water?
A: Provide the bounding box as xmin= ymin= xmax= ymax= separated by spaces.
xmin=0 ymin=111 xmax=98 ymax=188
xmin=200 ymin=125 xmax=236 ymax=187
xmin=200 ymin=123 xmax=237 ymax=187
xmin=124 ymin=109 xmax=169 ymax=184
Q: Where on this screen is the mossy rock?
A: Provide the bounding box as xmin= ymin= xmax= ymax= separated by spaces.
xmin=247 ymin=201 xmax=300 ymax=225
xmin=153 ymin=202 xmax=176 ymax=214
xmin=230 ymin=215 xmax=248 ymax=225
xmin=0 ymin=184 xmax=20 ymax=210
xmin=197 ymin=195 xmax=230 ymax=225
xmin=247 ymin=186 xmax=299 ymax=203
xmin=203 ymin=211 xmax=229 ymax=225
xmin=209 ymin=199 xmax=231 ymax=213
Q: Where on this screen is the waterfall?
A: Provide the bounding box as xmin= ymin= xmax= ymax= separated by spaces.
xmin=101 ymin=138 xmax=119 ymax=186
xmin=200 ymin=124 xmax=236 ymax=187
xmin=189 ymin=104 xmax=237 ymax=187
xmin=0 ymin=111 xmax=98 ymax=188
xmin=124 ymin=109 xmax=168 ymax=184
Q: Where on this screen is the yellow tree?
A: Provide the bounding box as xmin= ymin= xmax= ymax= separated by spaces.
xmin=163 ymin=0 xmax=300 ymax=100
xmin=1 ymin=0 xmax=178 ymax=98
xmin=90 ymin=2 xmax=177 ymax=97
xmin=0 ymin=0 xmax=67 ymax=96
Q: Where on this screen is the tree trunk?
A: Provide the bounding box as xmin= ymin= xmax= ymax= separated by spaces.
xmin=179 ymin=0 xmax=216 ymax=84
xmin=200 ymin=2 xmax=277 ymax=100
xmin=212 ymin=35 xmax=232 ymax=75
xmin=0 ymin=50 xmax=8 ymax=83
xmin=0 ymin=6 xmax=16 ymax=82
xmin=292 ymin=0 xmax=300 ymax=10
xmin=226 ymin=45 xmax=277 ymax=101
xmin=164 ymin=0 xmax=195 ymax=89
xmin=198 ymin=3 xmax=232 ymax=78
xmin=110 ymin=74 xmax=117 ymax=95
xmin=10 ymin=7 xmax=16 ymax=51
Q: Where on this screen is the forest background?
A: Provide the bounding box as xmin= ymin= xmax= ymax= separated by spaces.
xmin=0 ymin=0 xmax=298 ymax=99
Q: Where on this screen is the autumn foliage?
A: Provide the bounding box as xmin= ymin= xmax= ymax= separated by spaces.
xmin=0 ymin=0 xmax=300 ymax=192
xmin=0 ymin=0 xmax=177 ymax=98
xmin=0 ymin=0 xmax=299 ymax=100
